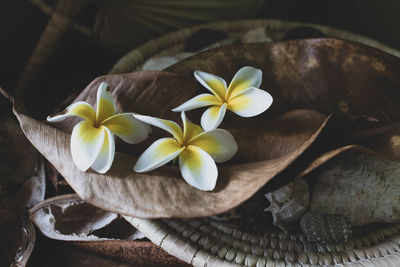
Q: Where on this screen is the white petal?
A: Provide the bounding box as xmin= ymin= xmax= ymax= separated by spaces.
xmin=133 ymin=138 xmax=184 ymax=172
xmin=96 ymin=82 xmax=117 ymax=123
xmin=181 ymin=112 xmax=204 ymax=143
xmin=91 ymin=127 xmax=115 ymax=173
xmin=200 ymin=103 xmax=227 ymax=131
xmin=47 ymin=101 xmax=96 ymax=123
xmin=228 ymin=87 xmax=273 ymax=117
xmin=172 ymin=94 xmax=221 ymax=112
xmin=179 ymin=146 xmax=218 ymax=191
xmin=189 ymin=129 xmax=238 ymax=163
xmin=133 ymin=114 xmax=183 ymax=143
xmin=71 ymin=121 xmax=105 ymax=172
xmin=194 ymin=70 xmax=227 ymax=100
xmin=102 ymin=113 xmax=150 ymax=144
xmin=226 ymin=66 xmax=262 ymax=98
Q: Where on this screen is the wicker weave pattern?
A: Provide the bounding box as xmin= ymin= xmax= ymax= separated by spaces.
xmin=109 ymin=19 xmax=400 ymax=74
xmin=124 ymin=216 xmax=400 ymax=266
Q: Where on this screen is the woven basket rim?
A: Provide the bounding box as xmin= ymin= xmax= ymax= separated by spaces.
xmin=125 ymin=216 xmax=400 ymax=266
xmin=108 ymin=18 xmax=400 ymax=74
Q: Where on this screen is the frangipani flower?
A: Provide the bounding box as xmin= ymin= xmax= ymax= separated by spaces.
xmin=47 ymin=82 xmax=150 ymax=173
xmin=172 ymin=66 xmax=273 ymax=130
xmin=133 ymin=112 xmax=238 ymax=191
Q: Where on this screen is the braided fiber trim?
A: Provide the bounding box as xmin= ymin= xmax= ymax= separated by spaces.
xmin=109 ymin=19 xmax=400 ymax=74
xmin=124 ymin=216 xmax=400 ymax=266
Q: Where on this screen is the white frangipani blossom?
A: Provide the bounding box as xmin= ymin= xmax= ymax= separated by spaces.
xmin=133 ymin=112 xmax=238 ymax=191
xmin=47 ymin=82 xmax=151 ymax=173
xmin=172 ymin=66 xmax=273 ymax=130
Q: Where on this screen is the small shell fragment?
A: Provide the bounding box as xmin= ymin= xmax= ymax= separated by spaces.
xmin=264 ymin=178 xmax=309 ymax=231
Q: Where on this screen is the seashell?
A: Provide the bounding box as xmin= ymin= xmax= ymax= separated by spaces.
xmin=300 ymin=212 xmax=352 ymax=244
xmin=264 ymin=178 xmax=309 ymax=231
xmin=309 ymin=150 xmax=400 ymax=226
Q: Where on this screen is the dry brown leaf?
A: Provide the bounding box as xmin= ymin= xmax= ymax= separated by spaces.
xmin=350 ymin=122 xmax=400 ymax=161
xmin=167 ymin=38 xmax=400 ymax=122
xmin=3 ymin=74 xmax=349 ymax=218
xmin=6 ymin=38 xmax=400 ymax=219
xmin=30 ymin=194 xmax=187 ymax=266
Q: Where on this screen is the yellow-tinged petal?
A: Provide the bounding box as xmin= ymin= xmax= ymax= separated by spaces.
xmin=47 ymin=101 xmax=96 ymax=123
xmin=181 ymin=112 xmax=203 ymax=143
xmin=228 ymin=87 xmax=273 ymax=117
xmin=134 ymin=114 xmax=183 ymax=144
xmin=226 ymin=66 xmax=262 ymax=99
xmin=91 ymin=127 xmax=115 ymax=173
xmin=188 ymin=129 xmax=238 ymax=163
xmin=179 ymin=146 xmax=218 ymax=191
xmin=96 ymin=82 xmax=116 ymax=124
xmin=194 ymin=71 xmax=227 ymax=101
xmin=133 ymin=138 xmax=184 ymax=172
xmin=70 ymin=121 xmax=105 ymax=172
xmin=172 ymin=93 xmax=221 ymax=112
xmin=200 ymin=103 xmax=227 ymax=131
xmin=102 ymin=113 xmax=150 ymax=144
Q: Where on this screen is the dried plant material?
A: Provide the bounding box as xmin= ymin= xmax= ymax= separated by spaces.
xmin=7 ymin=38 xmax=400 ymax=220
xmin=30 ymin=194 xmax=122 ymax=241
xmin=3 ymin=72 xmax=350 ymax=218
xmin=351 ymin=122 xmax=400 ymax=160
xmin=167 ymin=39 xmax=400 ymax=122
xmin=0 ymin=193 xmax=35 ymax=267
xmin=308 ymin=148 xmax=400 ymax=226
xmin=0 ymin=117 xmax=38 ymax=185
xmin=30 ymin=194 xmax=187 ymax=266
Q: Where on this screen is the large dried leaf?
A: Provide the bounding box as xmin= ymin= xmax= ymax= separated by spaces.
xmin=8 ymin=38 xmax=400 ymax=219
xmin=2 ymin=72 xmax=352 ymax=218
xmin=29 ymin=194 xmax=186 ymax=266
xmin=167 ymin=38 xmax=400 ymax=122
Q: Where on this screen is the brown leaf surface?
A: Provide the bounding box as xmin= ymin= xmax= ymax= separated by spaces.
xmin=351 ymin=122 xmax=400 ymax=160
xmin=167 ymin=38 xmax=400 ymax=122
xmin=8 ymin=78 xmax=343 ymax=218
xmin=7 ymin=38 xmax=400 ymax=219
xmin=30 ymin=194 xmax=187 ymax=266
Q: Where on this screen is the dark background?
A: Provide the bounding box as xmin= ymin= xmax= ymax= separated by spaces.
xmin=1 ymin=0 xmax=400 ymax=117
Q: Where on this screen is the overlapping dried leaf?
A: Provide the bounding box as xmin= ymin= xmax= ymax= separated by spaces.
xmin=4 ymin=38 xmax=400 ymax=221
